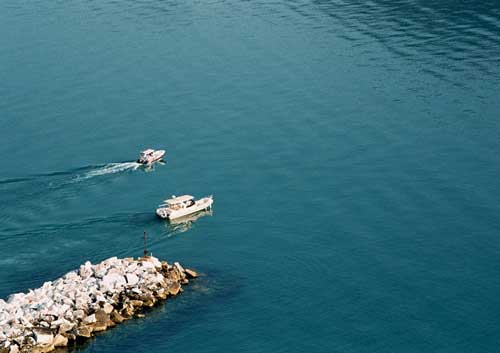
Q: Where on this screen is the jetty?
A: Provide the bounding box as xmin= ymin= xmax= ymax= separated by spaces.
xmin=0 ymin=256 xmax=198 ymax=353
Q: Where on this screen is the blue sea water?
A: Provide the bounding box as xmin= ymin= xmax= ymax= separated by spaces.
xmin=1 ymin=0 xmax=500 ymax=352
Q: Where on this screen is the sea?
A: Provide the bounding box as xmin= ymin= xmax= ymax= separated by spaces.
xmin=1 ymin=0 xmax=500 ymax=352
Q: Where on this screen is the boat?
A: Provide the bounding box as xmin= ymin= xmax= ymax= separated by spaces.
xmin=156 ymin=195 xmax=214 ymax=220
xmin=137 ymin=149 xmax=166 ymax=165
xmin=169 ymin=209 xmax=213 ymax=226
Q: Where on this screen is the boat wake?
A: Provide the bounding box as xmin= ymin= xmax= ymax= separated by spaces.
xmin=74 ymin=162 xmax=141 ymax=181
xmin=0 ymin=162 xmax=144 ymax=230
xmin=0 ymin=162 xmax=142 ymax=187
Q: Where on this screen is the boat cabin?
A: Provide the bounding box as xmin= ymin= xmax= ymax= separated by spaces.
xmin=140 ymin=149 xmax=155 ymax=158
xmin=161 ymin=195 xmax=195 ymax=210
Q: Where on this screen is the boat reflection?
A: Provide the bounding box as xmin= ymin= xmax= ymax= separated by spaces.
xmin=140 ymin=160 xmax=166 ymax=173
xmin=162 ymin=209 xmax=213 ymax=236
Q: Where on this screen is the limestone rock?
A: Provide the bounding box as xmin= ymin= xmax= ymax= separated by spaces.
xmin=102 ymin=303 xmax=114 ymax=315
xmin=174 ymin=262 xmax=185 ymax=275
xmin=33 ymin=328 xmax=53 ymax=346
xmin=52 ymin=334 xmax=67 ymax=347
xmin=92 ymin=310 xmax=109 ymax=332
xmin=0 ymin=256 xmax=194 ymax=351
xmin=185 ymin=269 xmax=199 ymax=278
xmin=167 ymin=282 xmax=181 ymax=296
xmin=125 ymin=273 xmax=139 ymax=286
xmin=82 ymin=315 xmax=96 ymax=325
xmin=75 ymin=325 xmax=92 ymax=338
xmin=110 ymin=311 xmax=124 ymax=324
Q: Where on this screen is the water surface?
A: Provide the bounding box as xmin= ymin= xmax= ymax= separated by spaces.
xmin=1 ymin=0 xmax=500 ymax=352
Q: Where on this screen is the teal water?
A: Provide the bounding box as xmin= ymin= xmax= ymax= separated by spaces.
xmin=1 ymin=0 xmax=500 ymax=352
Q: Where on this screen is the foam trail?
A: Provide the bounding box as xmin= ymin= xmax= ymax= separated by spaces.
xmin=75 ymin=162 xmax=141 ymax=181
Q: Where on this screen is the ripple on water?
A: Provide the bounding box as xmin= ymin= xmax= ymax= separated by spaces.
xmin=266 ymin=0 xmax=500 ymax=84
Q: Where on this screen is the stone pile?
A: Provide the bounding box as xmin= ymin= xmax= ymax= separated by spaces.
xmin=0 ymin=256 xmax=198 ymax=353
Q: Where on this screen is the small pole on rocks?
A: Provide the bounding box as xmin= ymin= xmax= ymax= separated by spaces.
xmin=143 ymin=230 xmax=149 ymax=257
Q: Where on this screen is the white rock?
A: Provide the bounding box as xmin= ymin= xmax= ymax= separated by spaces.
xmin=103 ymin=303 xmax=114 ymax=315
xmin=127 ymin=263 xmax=138 ymax=273
xmin=79 ymin=262 xmax=93 ymax=279
xmin=73 ymin=309 xmax=85 ymax=320
xmin=53 ymin=334 xmax=68 ymax=347
xmin=101 ymin=273 xmax=126 ymax=291
xmin=50 ymin=318 xmax=73 ymax=332
xmin=7 ymin=293 xmax=25 ymax=304
xmin=174 ymin=262 xmax=185 ymax=274
xmin=33 ymin=328 xmax=53 ymax=345
xmin=83 ymin=314 xmax=96 ymax=324
xmin=0 ymin=256 xmax=188 ymax=350
xmin=125 ymin=273 xmax=139 ymax=286
xmin=144 ymin=257 xmax=162 ymax=269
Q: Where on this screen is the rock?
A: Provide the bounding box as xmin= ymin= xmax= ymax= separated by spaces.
xmin=129 ymin=300 xmax=144 ymax=309
xmin=30 ymin=345 xmax=55 ymax=353
xmin=101 ymin=273 xmax=126 ymax=292
xmin=184 ymin=269 xmax=199 ymax=278
xmin=102 ymin=303 xmax=114 ymax=315
xmin=110 ymin=311 xmax=124 ymax=324
xmin=52 ymin=334 xmax=67 ymax=347
xmin=0 ymin=256 xmax=195 ymax=351
xmin=75 ymin=325 xmax=92 ymax=338
xmin=33 ymin=328 xmax=54 ymax=346
xmin=72 ymin=309 xmax=85 ymax=321
xmin=174 ymin=262 xmax=185 ymax=274
xmin=82 ymin=314 xmax=96 ymax=325
xmin=167 ymin=282 xmax=181 ymax=296
xmin=125 ymin=273 xmax=139 ymax=286
xmin=63 ymin=333 xmax=76 ymax=342
xmin=79 ymin=261 xmax=93 ymax=279
xmin=155 ymin=288 xmax=167 ymax=300
xmin=92 ymin=310 xmax=109 ymax=332
xmin=0 ymin=343 xmax=8 ymax=353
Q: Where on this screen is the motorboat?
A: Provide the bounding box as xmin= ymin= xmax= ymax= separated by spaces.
xmin=156 ymin=195 xmax=213 ymax=220
xmin=137 ymin=149 xmax=166 ymax=165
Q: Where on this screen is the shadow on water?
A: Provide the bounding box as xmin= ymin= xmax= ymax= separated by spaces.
xmin=55 ymin=269 xmax=243 ymax=353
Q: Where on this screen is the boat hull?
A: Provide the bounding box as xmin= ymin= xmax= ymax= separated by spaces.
xmin=156 ymin=197 xmax=213 ymax=220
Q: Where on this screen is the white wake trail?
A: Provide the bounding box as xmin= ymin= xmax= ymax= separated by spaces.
xmin=76 ymin=162 xmax=141 ymax=181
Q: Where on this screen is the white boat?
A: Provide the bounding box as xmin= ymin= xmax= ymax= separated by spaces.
xmin=168 ymin=209 xmax=213 ymax=226
xmin=156 ymin=195 xmax=214 ymax=220
xmin=137 ymin=149 xmax=166 ymax=165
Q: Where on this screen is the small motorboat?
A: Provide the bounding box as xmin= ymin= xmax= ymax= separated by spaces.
xmin=137 ymin=149 xmax=166 ymax=165
xmin=156 ymin=195 xmax=214 ymax=220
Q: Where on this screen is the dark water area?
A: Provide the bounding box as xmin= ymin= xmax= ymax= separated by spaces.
xmin=1 ymin=0 xmax=500 ymax=352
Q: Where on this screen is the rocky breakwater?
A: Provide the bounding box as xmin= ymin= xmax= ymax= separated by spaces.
xmin=0 ymin=256 xmax=198 ymax=353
